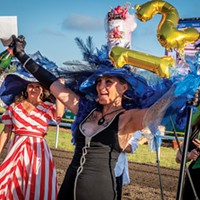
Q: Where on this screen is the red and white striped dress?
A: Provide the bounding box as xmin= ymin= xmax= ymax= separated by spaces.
xmin=0 ymin=101 xmax=58 ymax=200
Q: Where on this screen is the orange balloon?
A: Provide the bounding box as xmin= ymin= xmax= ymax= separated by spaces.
xmin=109 ymin=46 xmax=175 ymax=78
xmin=135 ymin=0 xmax=200 ymax=52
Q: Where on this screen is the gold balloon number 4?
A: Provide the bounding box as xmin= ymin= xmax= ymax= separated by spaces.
xmin=109 ymin=0 xmax=200 ymax=79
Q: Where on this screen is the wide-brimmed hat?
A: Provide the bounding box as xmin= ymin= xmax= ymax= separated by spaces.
xmin=63 ymin=36 xmax=173 ymax=109
xmin=0 ymin=50 xmax=61 ymax=107
xmin=79 ymin=64 xmax=149 ymax=98
xmin=0 ymin=69 xmax=38 ymax=107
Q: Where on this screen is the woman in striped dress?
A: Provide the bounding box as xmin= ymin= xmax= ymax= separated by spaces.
xmin=0 ymin=74 xmax=64 ymax=200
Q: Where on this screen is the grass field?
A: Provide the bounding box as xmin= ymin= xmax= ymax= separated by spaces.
xmin=0 ymin=122 xmax=181 ymax=169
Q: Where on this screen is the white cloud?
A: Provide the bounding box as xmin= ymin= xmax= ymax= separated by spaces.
xmin=40 ymin=28 xmax=66 ymax=37
xmin=62 ymin=14 xmax=104 ymax=31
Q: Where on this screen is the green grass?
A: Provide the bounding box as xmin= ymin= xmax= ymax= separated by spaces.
xmin=128 ymin=144 xmax=180 ymax=169
xmin=0 ymin=107 xmax=5 ymax=114
xmin=0 ymin=123 xmax=180 ymax=169
xmin=45 ymin=127 xmax=75 ymax=151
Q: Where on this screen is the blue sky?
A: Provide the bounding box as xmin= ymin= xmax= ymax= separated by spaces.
xmin=0 ymin=0 xmax=199 ymax=67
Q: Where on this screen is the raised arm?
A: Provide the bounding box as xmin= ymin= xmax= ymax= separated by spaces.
xmin=54 ymin=78 xmax=66 ymax=123
xmin=142 ymin=85 xmax=176 ymax=132
xmin=55 ymin=98 xmax=65 ymax=124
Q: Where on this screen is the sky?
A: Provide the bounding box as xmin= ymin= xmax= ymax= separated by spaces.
xmin=0 ymin=0 xmax=199 ymax=67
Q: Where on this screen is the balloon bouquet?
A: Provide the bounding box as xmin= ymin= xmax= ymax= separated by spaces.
xmin=108 ymin=0 xmax=200 ymax=129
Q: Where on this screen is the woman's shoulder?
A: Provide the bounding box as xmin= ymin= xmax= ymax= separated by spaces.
xmin=74 ymin=97 xmax=97 ymax=123
xmin=2 ymin=102 xmax=21 ymax=116
xmin=7 ymin=102 xmax=21 ymax=109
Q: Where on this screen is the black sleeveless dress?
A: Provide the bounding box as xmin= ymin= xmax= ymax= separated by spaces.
xmin=57 ymin=111 xmax=122 ymax=200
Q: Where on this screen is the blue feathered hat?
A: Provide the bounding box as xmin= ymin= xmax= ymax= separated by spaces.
xmin=0 ymin=70 xmax=37 ymax=107
xmin=0 ymin=51 xmax=60 ymax=107
xmin=62 ymin=37 xmax=173 ymax=109
xmin=79 ymin=64 xmax=149 ymax=99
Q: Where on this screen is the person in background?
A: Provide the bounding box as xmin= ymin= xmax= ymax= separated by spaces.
xmin=115 ymin=131 xmax=141 ymax=200
xmin=0 ymin=72 xmax=65 ymax=200
xmin=176 ymin=117 xmax=200 ymax=200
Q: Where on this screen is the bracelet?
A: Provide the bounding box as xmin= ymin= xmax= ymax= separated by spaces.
xmin=23 ymin=57 xmax=31 ymax=68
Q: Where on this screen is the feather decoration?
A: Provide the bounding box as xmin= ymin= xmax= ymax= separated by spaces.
xmin=62 ymin=37 xmax=112 ymax=93
xmin=86 ymin=36 xmax=95 ymax=55
xmin=75 ymin=36 xmax=95 ymax=64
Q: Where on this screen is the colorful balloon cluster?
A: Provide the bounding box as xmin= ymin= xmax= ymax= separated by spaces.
xmin=135 ymin=0 xmax=199 ymax=52
xmin=109 ymin=0 xmax=200 ymax=79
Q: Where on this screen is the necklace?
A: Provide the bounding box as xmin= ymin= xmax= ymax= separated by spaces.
xmin=98 ymin=108 xmax=124 ymax=126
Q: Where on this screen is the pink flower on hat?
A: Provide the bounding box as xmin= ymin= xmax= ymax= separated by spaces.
xmin=109 ymin=26 xmax=124 ymax=40
xmin=108 ymin=5 xmax=128 ymax=21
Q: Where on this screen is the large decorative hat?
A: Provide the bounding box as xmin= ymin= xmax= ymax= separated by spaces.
xmin=0 ymin=70 xmax=37 ymax=107
xmin=0 ymin=51 xmax=60 ymax=107
xmin=79 ymin=64 xmax=150 ymax=99
xmin=78 ymin=3 xmax=147 ymax=98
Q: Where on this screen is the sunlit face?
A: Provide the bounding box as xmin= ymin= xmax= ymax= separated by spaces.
xmin=26 ymin=82 xmax=43 ymax=99
xmin=96 ymin=76 xmax=128 ymax=105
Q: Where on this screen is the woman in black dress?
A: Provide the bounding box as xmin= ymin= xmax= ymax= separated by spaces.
xmin=10 ymin=35 xmax=182 ymax=200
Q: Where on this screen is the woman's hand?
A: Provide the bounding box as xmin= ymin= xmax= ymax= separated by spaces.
xmin=55 ymin=116 xmax=62 ymax=124
xmin=10 ymin=35 xmax=26 ymax=57
xmin=176 ymin=148 xmax=200 ymax=163
xmin=192 ymin=138 xmax=200 ymax=149
xmin=187 ymin=148 xmax=200 ymax=161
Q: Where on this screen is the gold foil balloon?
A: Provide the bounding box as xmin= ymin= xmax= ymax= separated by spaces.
xmin=109 ymin=46 xmax=175 ymax=78
xmin=135 ymin=0 xmax=200 ymax=52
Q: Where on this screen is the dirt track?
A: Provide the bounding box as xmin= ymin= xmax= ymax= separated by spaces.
xmin=0 ymin=138 xmax=180 ymax=200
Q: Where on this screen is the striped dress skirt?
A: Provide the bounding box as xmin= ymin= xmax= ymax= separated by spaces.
xmin=0 ymin=134 xmax=58 ymax=200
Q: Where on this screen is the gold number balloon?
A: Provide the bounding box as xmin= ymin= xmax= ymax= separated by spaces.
xmin=109 ymin=46 xmax=175 ymax=78
xmin=135 ymin=0 xmax=200 ymax=52
xmin=109 ymin=0 xmax=200 ymax=78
